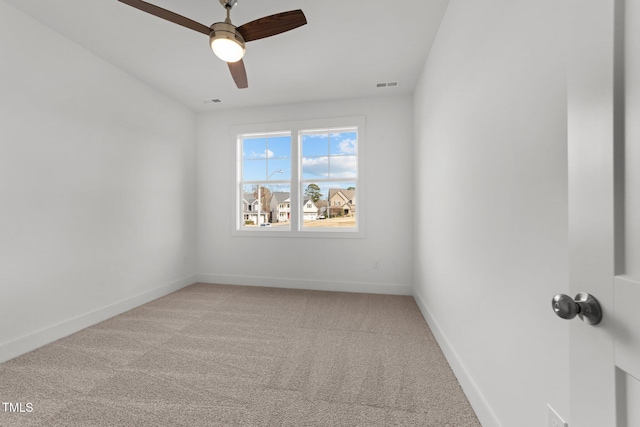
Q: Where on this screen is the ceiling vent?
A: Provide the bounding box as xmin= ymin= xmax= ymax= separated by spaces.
xmin=203 ymin=99 xmax=222 ymax=104
xmin=376 ymin=81 xmax=399 ymax=88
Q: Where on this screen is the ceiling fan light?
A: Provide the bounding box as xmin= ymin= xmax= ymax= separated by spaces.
xmin=211 ymin=38 xmax=245 ymax=62
xmin=210 ymin=22 xmax=245 ymax=63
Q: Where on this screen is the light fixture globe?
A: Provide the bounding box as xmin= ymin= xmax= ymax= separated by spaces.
xmin=209 ymin=22 xmax=245 ymax=63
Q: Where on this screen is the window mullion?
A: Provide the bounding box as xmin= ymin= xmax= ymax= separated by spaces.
xmin=290 ymin=127 xmax=301 ymax=233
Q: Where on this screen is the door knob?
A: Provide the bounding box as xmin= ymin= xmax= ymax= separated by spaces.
xmin=551 ymin=292 xmax=602 ymax=325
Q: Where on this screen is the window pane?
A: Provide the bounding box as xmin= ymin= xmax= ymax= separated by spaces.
xmin=302 ymin=130 xmax=357 ymax=179
xmin=301 ymin=182 xmax=357 ymax=229
xmin=241 ymin=183 xmax=290 ymax=228
xmin=242 ymin=133 xmax=291 ymax=181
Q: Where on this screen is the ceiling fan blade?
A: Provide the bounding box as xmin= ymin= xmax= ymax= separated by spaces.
xmin=118 ymin=0 xmax=211 ymax=36
xmin=228 ymin=60 xmax=248 ymax=89
xmin=236 ymin=10 xmax=307 ymax=42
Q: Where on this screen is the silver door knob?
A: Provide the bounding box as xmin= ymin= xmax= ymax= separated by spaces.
xmin=551 ymin=292 xmax=602 ymax=325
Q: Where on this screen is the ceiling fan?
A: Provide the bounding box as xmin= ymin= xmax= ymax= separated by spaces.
xmin=117 ymin=0 xmax=307 ymax=89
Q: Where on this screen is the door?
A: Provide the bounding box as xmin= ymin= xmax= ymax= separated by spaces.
xmin=568 ymin=0 xmax=640 ymax=425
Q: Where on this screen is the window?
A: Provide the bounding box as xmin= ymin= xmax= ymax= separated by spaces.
xmin=238 ymin=132 xmax=291 ymax=229
xmin=234 ymin=117 xmax=364 ymax=237
xmin=300 ymin=129 xmax=358 ymax=230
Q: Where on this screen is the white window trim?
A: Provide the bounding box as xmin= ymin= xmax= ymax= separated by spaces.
xmin=231 ymin=116 xmax=366 ymax=239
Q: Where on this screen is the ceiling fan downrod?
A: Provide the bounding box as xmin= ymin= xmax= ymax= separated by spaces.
xmin=220 ymin=0 xmax=236 ymax=23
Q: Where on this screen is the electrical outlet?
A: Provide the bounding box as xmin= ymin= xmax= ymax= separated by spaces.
xmin=547 ymin=404 xmax=568 ymax=427
xmin=373 ymin=260 xmax=380 ymax=269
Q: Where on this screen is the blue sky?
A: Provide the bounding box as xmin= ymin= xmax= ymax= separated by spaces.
xmin=241 ymin=131 xmax=358 ymax=183
xmin=242 ymin=134 xmax=291 ymax=181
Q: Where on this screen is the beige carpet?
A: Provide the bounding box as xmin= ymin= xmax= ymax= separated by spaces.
xmin=0 ymin=283 xmax=481 ymax=426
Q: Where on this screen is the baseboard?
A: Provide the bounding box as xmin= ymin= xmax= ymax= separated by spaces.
xmin=412 ymin=289 xmax=502 ymax=427
xmin=196 ymin=273 xmax=413 ymax=296
xmin=0 ymin=275 xmax=197 ymax=364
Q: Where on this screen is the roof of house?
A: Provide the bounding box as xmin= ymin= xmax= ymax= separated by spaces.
xmin=271 ymin=192 xmax=291 ymax=203
xmin=243 ymin=193 xmax=257 ymax=204
xmin=329 ymin=189 xmax=356 ymax=203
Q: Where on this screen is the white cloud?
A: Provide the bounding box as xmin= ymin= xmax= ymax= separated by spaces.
xmin=301 ymin=155 xmax=356 ymax=178
xmin=329 ymin=155 xmax=357 ymax=178
xmin=302 ymin=156 xmax=329 ymax=177
xmin=252 ymin=149 xmax=274 ymax=159
xmin=338 ymin=138 xmax=357 ymax=155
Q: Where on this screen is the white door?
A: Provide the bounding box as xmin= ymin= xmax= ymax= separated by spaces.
xmin=567 ymin=0 xmax=640 ymax=425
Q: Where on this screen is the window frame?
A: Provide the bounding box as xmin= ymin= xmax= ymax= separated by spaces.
xmin=232 ymin=116 xmax=365 ymax=238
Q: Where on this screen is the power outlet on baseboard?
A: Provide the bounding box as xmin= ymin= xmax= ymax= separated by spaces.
xmin=547 ymin=404 xmax=568 ymax=427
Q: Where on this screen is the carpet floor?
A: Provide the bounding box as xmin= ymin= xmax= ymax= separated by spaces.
xmin=0 ymin=283 xmax=481 ymax=426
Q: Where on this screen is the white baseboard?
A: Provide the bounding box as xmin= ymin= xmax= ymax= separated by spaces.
xmin=0 ymin=275 xmax=197 ymax=364
xmin=412 ymin=289 xmax=502 ymax=427
xmin=196 ymin=273 xmax=413 ymax=296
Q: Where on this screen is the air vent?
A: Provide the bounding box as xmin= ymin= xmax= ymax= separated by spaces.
xmin=376 ymin=81 xmax=399 ymax=88
xmin=202 ymin=99 xmax=222 ymax=104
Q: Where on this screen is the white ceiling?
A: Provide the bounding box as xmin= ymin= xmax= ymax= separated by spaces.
xmin=3 ymin=0 xmax=449 ymax=112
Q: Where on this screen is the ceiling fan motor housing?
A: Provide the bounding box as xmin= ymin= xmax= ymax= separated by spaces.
xmin=209 ymin=22 xmax=246 ymax=62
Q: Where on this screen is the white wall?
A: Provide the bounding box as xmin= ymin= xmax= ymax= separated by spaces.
xmin=0 ymin=2 xmax=197 ymax=362
xmin=197 ymin=96 xmax=414 ymax=294
xmin=412 ymin=0 xmax=570 ymax=426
